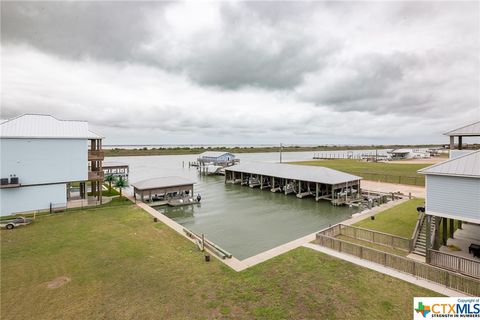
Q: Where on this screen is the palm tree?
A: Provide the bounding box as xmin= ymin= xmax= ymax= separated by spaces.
xmin=105 ymin=174 xmax=115 ymax=193
xmin=114 ymin=176 xmax=127 ymax=199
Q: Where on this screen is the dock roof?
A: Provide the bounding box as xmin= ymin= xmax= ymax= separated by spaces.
xmin=444 ymin=121 xmax=480 ymax=137
xmin=199 ymin=151 xmax=234 ymax=158
xmin=418 ymin=150 xmax=480 ymax=178
xmin=103 ymin=161 xmax=129 ymax=168
xmin=225 ymin=162 xmax=361 ymax=185
xmin=0 ymin=114 xmax=102 ymax=139
xmin=131 ymin=176 xmax=195 ymax=190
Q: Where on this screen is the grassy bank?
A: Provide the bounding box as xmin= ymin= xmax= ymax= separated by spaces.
xmin=1 ymin=205 xmax=439 ymax=319
xmin=354 ymin=198 xmax=424 ymax=238
xmin=104 ymin=144 xmax=439 ymax=157
xmin=292 ymin=159 xmax=430 ymax=186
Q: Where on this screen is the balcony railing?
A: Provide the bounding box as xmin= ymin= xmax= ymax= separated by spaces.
xmin=88 ymin=171 xmax=104 ymax=181
xmin=88 ymin=150 xmax=104 ymax=160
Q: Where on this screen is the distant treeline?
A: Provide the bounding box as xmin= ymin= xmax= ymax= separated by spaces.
xmin=103 ymin=144 xmax=442 ymax=157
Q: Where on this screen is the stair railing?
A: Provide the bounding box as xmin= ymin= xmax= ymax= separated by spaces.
xmin=411 ymin=212 xmax=425 ymax=251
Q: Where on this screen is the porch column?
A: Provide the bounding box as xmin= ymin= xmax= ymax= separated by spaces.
xmin=450 ymin=136 xmax=454 ymax=149
xmin=442 ymin=218 xmax=447 ymax=245
xmin=315 ymin=183 xmax=319 ymax=201
xmin=449 ymin=219 xmax=454 ymax=238
xmin=458 ymin=136 xmax=463 ymax=150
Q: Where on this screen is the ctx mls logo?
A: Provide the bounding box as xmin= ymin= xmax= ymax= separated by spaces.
xmin=414 ymin=297 xmax=480 ymax=320
xmin=415 ymin=301 xmax=431 ymax=318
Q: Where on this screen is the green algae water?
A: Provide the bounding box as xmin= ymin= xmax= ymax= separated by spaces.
xmin=110 ymin=153 xmax=361 ymax=260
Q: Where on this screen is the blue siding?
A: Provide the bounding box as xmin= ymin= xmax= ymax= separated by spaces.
xmin=1 ymin=138 xmax=88 ymax=185
xmin=0 ymin=184 xmax=66 ymax=216
xmin=426 ymin=175 xmax=480 ymax=223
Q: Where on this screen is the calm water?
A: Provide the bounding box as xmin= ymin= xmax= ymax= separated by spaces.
xmin=110 ymin=151 xmax=374 ymax=259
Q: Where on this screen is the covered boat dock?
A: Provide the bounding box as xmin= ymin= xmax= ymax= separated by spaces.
xmin=132 ymin=176 xmax=195 ymax=204
xmin=225 ymin=163 xmax=362 ymax=205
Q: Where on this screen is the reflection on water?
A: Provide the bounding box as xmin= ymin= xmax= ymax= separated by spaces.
xmin=108 ymin=152 xmax=363 ymax=260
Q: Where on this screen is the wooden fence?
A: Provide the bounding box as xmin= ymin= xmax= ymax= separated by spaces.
xmin=316 ymin=227 xmax=480 ymax=296
xmin=429 ymin=249 xmax=480 ymax=279
xmin=334 ymin=224 xmax=412 ymax=251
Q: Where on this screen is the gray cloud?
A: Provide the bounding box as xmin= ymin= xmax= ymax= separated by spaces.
xmin=1 ymin=1 xmax=479 ymax=144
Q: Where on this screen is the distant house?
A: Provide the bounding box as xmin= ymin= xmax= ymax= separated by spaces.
xmin=0 ymin=114 xmax=104 ymax=216
xmin=388 ymin=148 xmax=430 ymax=160
xmin=197 ymin=151 xmax=237 ymax=166
xmin=417 ymin=150 xmax=480 ymax=262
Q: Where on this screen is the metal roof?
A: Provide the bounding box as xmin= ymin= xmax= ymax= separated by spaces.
xmin=444 ymin=121 xmax=480 ymax=136
xmin=103 ymin=161 xmax=129 ymax=168
xmin=131 ymin=176 xmax=195 ymax=190
xmin=418 ymin=150 xmax=480 ymax=178
xmin=199 ymin=151 xmax=234 ymax=158
xmin=225 ymin=162 xmax=362 ymax=185
xmin=0 ymin=114 xmax=103 ymax=139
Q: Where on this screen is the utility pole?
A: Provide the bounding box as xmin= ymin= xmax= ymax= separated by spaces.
xmin=279 ymin=143 xmax=283 ymax=163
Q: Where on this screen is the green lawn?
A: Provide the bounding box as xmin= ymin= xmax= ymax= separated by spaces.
xmin=1 ymin=205 xmax=439 ymax=319
xmin=354 ymin=199 xmax=424 ymax=238
xmin=292 ymin=159 xmax=431 ymax=186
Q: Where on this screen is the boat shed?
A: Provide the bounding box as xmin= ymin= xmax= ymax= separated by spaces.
xmin=225 ymin=162 xmax=362 ymax=205
xmin=132 ymin=176 xmax=195 ymax=203
xmin=197 ymin=151 xmax=237 ymax=166
xmin=103 ymin=161 xmax=129 ymax=179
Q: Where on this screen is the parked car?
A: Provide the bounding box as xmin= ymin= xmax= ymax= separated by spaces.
xmin=0 ymin=217 xmax=33 ymax=230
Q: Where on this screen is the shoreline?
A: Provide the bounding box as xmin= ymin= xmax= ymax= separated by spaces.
xmin=104 ymin=144 xmax=441 ymax=157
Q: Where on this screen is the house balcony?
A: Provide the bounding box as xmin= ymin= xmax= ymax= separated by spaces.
xmin=88 ymin=171 xmax=104 ymax=181
xmin=88 ymin=150 xmax=104 ymax=161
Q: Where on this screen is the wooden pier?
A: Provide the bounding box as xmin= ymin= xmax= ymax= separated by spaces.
xmin=225 ymin=163 xmax=362 ymax=206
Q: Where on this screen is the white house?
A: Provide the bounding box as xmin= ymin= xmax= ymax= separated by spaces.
xmin=0 ymin=114 xmax=104 ymax=216
xmin=419 ymin=150 xmax=480 ymax=224
xmin=418 ymin=150 xmax=480 ymax=262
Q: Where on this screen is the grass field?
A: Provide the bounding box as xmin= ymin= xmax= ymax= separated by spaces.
xmin=292 ymin=159 xmax=431 ymax=186
xmin=354 ymin=199 xmax=424 ymax=238
xmin=0 ymin=204 xmax=439 ymax=319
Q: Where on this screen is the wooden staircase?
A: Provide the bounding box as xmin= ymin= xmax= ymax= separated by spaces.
xmin=412 ymin=214 xmax=436 ymax=257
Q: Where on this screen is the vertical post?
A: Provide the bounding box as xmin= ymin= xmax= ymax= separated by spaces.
xmin=442 ymin=218 xmax=447 ymax=245
xmin=450 ymin=136 xmax=454 ymax=150
xmin=316 ymin=183 xmax=319 ymax=201
xmin=426 ymin=215 xmax=431 ymax=263
xmin=449 ymin=219 xmax=454 ymax=238
xmin=458 ymin=136 xmax=463 ymax=150
xmin=279 ymin=143 xmax=283 ymax=163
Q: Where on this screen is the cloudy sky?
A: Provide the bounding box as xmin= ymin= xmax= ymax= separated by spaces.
xmin=2 ymin=1 xmax=479 ymax=145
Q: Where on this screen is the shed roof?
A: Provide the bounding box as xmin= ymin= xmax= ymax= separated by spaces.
xmin=390 ymin=149 xmax=412 ymax=154
xmin=444 ymin=121 xmax=480 ymax=136
xmin=0 ymin=114 xmax=103 ymax=139
xmin=103 ymin=161 xmax=129 ymax=168
xmin=225 ymin=162 xmax=361 ymax=185
xmin=418 ymin=150 xmax=480 ymax=178
xmin=199 ymin=151 xmax=234 ymax=158
xmin=131 ymin=176 xmax=195 ymax=190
